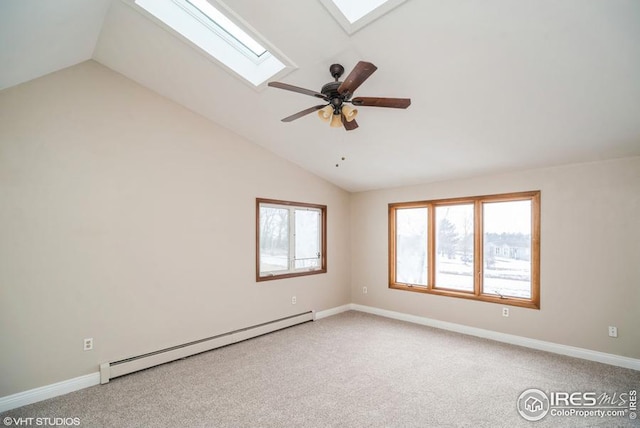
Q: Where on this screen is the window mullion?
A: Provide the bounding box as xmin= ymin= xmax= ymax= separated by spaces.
xmin=474 ymin=200 xmax=482 ymax=296
xmin=427 ymin=204 xmax=435 ymax=289
xmin=316 ymin=210 xmax=322 ymax=262
xmin=289 ymin=207 xmax=296 ymax=272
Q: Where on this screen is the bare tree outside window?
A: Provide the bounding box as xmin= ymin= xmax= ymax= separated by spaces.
xmin=259 ymin=206 xmax=289 ymax=273
xmin=435 ymin=204 xmax=474 ymax=292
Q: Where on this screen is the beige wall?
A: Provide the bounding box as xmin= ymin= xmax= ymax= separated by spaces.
xmin=0 ymin=61 xmax=351 ymax=397
xmin=351 ymin=156 xmax=640 ymax=359
xmin=1 ymin=59 xmax=638 ymax=399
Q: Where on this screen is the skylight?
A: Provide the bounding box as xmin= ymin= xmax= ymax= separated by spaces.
xmin=330 ymin=0 xmax=389 ymax=24
xmin=134 ymin=0 xmax=290 ymax=86
xmin=319 ymin=0 xmax=407 ymax=34
xmin=186 ymin=0 xmax=266 ymax=57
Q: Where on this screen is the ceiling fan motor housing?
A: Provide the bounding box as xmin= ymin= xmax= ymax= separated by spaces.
xmin=329 ymin=63 xmax=344 ymax=80
xmin=321 ymin=82 xmax=346 ymax=114
xmin=324 ymin=64 xmax=352 ymax=114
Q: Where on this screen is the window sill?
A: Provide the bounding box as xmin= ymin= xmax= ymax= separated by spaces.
xmin=389 ymin=283 xmax=540 ymax=309
xmin=257 ymin=269 xmax=327 ymax=282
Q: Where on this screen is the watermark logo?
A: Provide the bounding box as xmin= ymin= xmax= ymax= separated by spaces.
xmin=517 ymin=389 xmax=637 ymax=421
xmin=3 ymin=417 xmax=80 ymax=426
xmin=517 ymin=389 xmax=550 ymax=421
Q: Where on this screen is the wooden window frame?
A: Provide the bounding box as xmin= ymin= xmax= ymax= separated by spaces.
xmin=256 ymin=198 xmax=327 ymax=282
xmin=389 ymin=191 xmax=540 ymax=309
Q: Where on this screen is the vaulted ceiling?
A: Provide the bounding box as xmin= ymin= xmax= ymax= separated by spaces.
xmin=2 ymin=0 xmax=639 ymax=191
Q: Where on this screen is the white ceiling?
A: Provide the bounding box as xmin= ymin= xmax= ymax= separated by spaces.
xmin=2 ymin=0 xmax=639 ymax=192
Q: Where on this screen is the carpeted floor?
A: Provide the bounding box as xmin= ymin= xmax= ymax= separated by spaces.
xmin=2 ymin=311 xmax=639 ymax=427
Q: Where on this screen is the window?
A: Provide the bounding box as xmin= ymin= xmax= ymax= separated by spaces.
xmin=329 ymin=0 xmax=391 ymax=23
xmin=389 ymin=191 xmax=540 ymax=308
xmin=318 ymin=0 xmax=408 ymax=34
xmin=395 ymin=206 xmax=428 ymax=286
xmin=186 ymin=0 xmax=266 ymax=58
xmin=257 ymin=199 xmax=326 ymax=281
xmin=134 ymin=0 xmax=291 ymax=86
xmin=435 ymin=203 xmax=474 ymax=292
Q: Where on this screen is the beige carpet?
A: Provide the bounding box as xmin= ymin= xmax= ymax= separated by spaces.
xmin=2 ymin=311 xmax=639 ymax=427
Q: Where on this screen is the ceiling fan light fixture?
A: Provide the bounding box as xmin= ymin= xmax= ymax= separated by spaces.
xmin=330 ymin=114 xmax=343 ymax=128
xmin=318 ymin=105 xmax=333 ymax=122
xmin=341 ymin=105 xmax=358 ymax=122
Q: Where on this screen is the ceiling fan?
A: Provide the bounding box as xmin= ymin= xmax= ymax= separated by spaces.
xmin=268 ymin=61 xmax=411 ymax=131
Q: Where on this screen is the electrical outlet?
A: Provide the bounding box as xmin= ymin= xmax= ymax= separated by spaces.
xmin=363 ymin=286 xmax=368 ymax=294
xmin=608 ymin=326 xmax=618 ymax=338
xmin=502 ymin=307 xmax=509 ymax=317
xmin=291 ymin=296 xmax=297 ymax=305
xmin=83 ymin=338 xmax=93 ymax=351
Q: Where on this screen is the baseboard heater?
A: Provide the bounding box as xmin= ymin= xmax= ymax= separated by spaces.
xmin=99 ymin=310 xmax=315 ymax=384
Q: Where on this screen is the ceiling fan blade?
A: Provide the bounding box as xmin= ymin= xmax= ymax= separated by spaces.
xmin=281 ymin=105 xmax=327 ymax=122
xmin=338 ymin=61 xmax=377 ymax=96
xmin=268 ymin=82 xmax=327 ymax=100
xmin=351 ymin=97 xmax=411 ymax=109
xmin=342 ymin=115 xmax=359 ymax=131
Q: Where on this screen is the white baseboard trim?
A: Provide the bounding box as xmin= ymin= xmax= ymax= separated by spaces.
xmin=0 ymin=372 xmax=100 ymax=413
xmin=3 ymin=303 xmax=637 ymax=413
xmin=348 ymin=303 xmax=640 ymax=371
xmin=314 ymin=304 xmax=351 ymax=320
